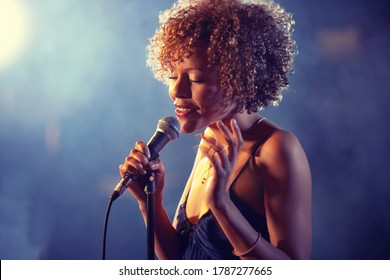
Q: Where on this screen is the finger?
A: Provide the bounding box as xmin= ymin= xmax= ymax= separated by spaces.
xmin=230 ymin=118 xmax=243 ymax=149
xmin=217 ymin=120 xmax=240 ymax=161
xmin=228 ymin=118 xmax=243 ymax=160
xmin=134 ymin=141 xmax=151 ymax=159
xmin=217 ymin=120 xmax=235 ymax=146
xmin=148 ymin=158 xmax=165 ymax=173
xmin=205 ymin=139 xmax=230 ymax=171
xmin=217 ymin=143 xmax=230 ymax=171
xmin=126 ymin=156 xmax=147 ymax=175
xmin=217 ymin=121 xmax=233 ymax=142
xmin=200 ymin=139 xmax=229 ymax=171
xmin=119 ymin=164 xmax=126 ymax=177
xmin=211 ymin=151 xmax=223 ymax=174
xmin=122 ymin=141 xmax=151 ymax=176
xmin=210 ymin=149 xmax=231 ymax=182
xmin=122 ymin=149 xmax=148 ymax=176
xmin=201 ymin=134 xmax=224 ymax=155
xmin=119 ymin=162 xmax=142 ymax=178
xmin=199 ymin=145 xmax=218 ymax=178
xmin=129 ymin=148 xmax=149 ymax=167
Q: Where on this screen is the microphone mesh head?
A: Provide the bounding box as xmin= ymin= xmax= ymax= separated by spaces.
xmin=157 ymin=116 xmax=181 ymax=140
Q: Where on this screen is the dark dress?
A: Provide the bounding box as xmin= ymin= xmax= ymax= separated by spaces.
xmin=175 ymin=137 xmax=271 ymax=260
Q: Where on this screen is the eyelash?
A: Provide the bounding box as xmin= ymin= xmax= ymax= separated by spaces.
xmin=168 ymin=77 xmax=204 ymax=84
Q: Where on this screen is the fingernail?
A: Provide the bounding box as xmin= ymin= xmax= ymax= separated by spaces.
xmin=136 ymin=163 xmax=145 ymax=175
xmin=218 ymin=120 xmax=225 ymax=126
xmin=233 ymin=118 xmax=238 ymax=126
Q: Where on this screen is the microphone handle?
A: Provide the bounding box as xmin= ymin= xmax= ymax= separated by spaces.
xmin=110 ymin=132 xmax=170 ymax=201
xmin=111 ymin=172 xmax=140 ymax=201
xmin=110 ymin=146 xmax=161 ymax=201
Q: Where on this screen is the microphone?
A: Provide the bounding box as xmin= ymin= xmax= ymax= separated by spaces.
xmin=110 ymin=116 xmax=181 ymax=201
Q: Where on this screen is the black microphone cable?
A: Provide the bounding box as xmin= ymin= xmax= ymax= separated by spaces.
xmin=101 ymin=173 xmax=147 ymax=260
xmin=102 ymin=194 xmax=114 ymax=260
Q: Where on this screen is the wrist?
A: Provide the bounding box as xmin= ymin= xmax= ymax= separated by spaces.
xmin=208 ymin=192 xmax=233 ymax=214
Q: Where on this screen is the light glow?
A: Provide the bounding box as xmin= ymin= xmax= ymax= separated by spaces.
xmin=0 ymin=0 xmax=31 ymax=70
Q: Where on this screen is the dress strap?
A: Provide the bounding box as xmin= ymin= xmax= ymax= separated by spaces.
xmin=229 ymin=125 xmax=272 ymax=190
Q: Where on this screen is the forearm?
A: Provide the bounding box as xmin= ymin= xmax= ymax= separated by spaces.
xmin=211 ymin=199 xmax=291 ymax=260
xmin=139 ymin=200 xmax=184 ymax=260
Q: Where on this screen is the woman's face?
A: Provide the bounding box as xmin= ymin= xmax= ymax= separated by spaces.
xmin=168 ymin=44 xmax=236 ymax=134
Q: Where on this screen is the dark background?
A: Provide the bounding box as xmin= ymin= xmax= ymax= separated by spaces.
xmin=0 ymin=0 xmax=389 ymax=259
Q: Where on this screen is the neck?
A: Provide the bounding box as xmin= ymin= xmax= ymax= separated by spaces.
xmin=206 ymin=113 xmax=262 ymax=145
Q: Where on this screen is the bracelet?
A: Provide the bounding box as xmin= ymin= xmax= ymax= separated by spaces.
xmin=232 ymin=232 xmax=261 ymax=257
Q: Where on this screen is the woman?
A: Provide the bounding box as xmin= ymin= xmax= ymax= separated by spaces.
xmin=120 ymin=0 xmax=312 ymax=260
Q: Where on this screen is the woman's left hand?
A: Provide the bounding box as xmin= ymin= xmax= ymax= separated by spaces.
xmin=200 ymin=118 xmax=244 ymax=210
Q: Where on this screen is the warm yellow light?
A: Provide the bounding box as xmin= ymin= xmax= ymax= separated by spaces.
xmin=0 ymin=0 xmax=31 ymax=70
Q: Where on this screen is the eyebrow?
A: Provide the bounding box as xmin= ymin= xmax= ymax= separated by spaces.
xmin=170 ymin=65 xmax=214 ymax=73
xmin=178 ymin=67 xmax=208 ymax=72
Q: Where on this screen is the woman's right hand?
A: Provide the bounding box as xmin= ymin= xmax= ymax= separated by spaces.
xmin=119 ymin=141 xmax=166 ymax=207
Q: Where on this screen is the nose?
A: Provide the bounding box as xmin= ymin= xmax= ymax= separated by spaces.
xmin=169 ymin=75 xmax=191 ymax=100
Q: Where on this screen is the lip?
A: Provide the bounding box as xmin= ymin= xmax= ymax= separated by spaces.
xmin=174 ymin=104 xmax=198 ymax=118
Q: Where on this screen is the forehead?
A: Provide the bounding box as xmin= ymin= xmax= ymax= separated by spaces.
xmin=171 ymin=44 xmax=209 ymax=71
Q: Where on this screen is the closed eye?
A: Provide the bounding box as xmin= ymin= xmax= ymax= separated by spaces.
xmin=190 ymin=79 xmax=205 ymax=84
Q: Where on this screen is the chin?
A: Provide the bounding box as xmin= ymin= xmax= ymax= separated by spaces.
xmin=180 ymin=125 xmax=197 ymax=135
xmin=180 ymin=120 xmax=205 ymax=134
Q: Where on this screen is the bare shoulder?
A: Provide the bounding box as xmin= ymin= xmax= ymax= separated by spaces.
xmin=255 ymin=125 xmax=311 ymax=193
xmin=260 ymin=123 xmax=300 ymax=150
xmin=260 ymin=127 xmax=307 ymax=166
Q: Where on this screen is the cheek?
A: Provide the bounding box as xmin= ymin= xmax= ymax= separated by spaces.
xmin=202 ymin=91 xmax=238 ymax=118
xmin=168 ymin=85 xmax=175 ymax=100
xmin=195 ymin=86 xmax=223 ymax=106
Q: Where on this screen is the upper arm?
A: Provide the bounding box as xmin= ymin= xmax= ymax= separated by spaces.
xmin=260 ymin=130 xmax=312 ymax=259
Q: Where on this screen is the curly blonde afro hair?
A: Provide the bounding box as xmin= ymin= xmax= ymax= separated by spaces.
xmin=146 ymin=0 xmax=297 ymax=113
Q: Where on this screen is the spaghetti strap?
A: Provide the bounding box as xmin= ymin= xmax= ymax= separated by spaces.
xmin=229 ymin=129 xmax=272 ymax=190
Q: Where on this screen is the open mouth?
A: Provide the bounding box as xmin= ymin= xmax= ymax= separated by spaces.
xmin=175 ymin=106 xmax=198 ymax=117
